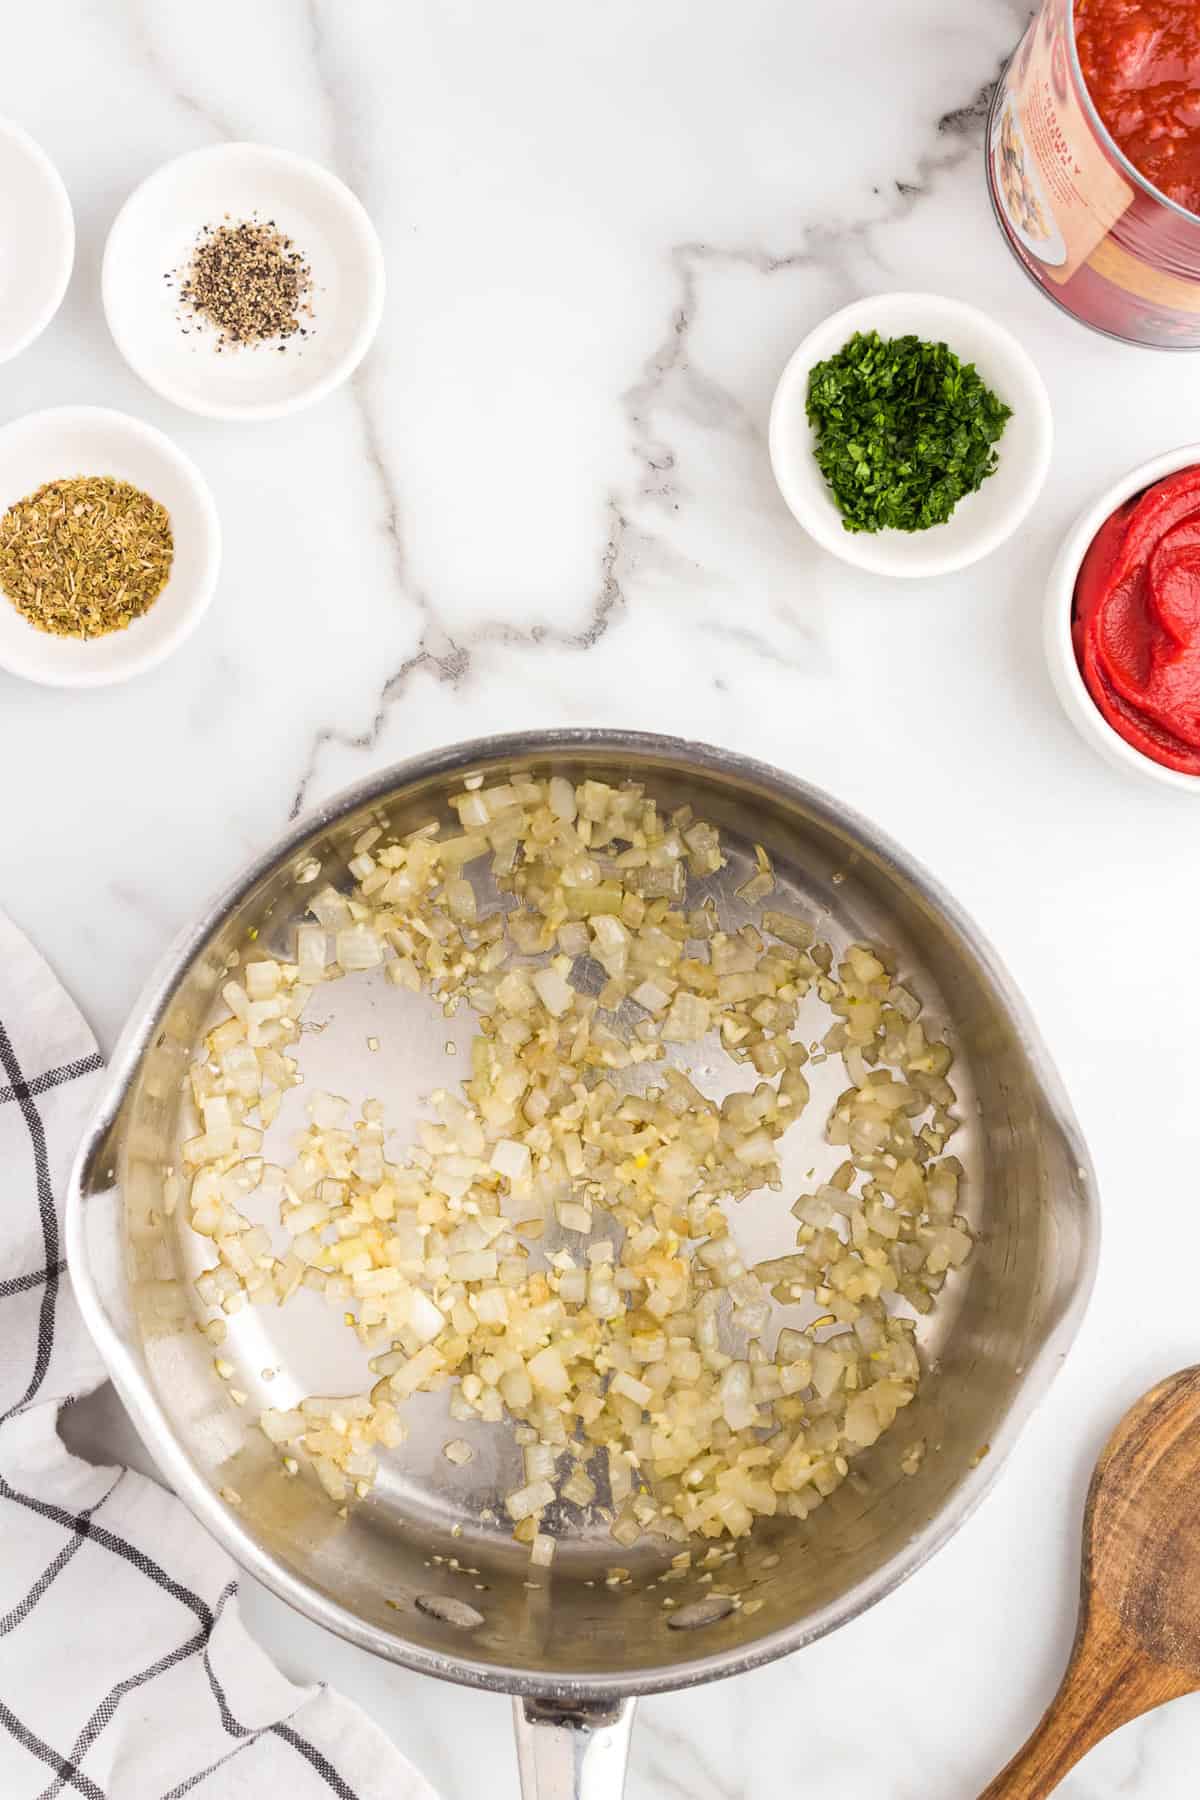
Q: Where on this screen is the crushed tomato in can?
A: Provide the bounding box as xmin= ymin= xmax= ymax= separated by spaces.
xmin=988 ymin=0 xmax=1200 ymax=348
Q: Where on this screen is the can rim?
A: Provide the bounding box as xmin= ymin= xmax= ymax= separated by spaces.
xmin=1067 ymin=0 xmax=1200 ymax=228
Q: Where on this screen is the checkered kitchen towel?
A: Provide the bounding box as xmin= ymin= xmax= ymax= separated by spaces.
xmin=0 ymin=911 xmax=438 ymax=1800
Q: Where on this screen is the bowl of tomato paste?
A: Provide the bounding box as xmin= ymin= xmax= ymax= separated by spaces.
xmin=1047 ymin=445 xmax=1200 ymax=788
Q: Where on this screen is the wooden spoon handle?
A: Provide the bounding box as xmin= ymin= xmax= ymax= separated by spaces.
xmin=979 ymin=1675 xmax=1120 ymax=1798
xmin=979 ymin=1597 xmax=1199 ymax=1798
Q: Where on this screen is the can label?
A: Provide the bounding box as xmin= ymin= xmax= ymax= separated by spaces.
xmin=990 ymin=0 xmax=1131 ymax=285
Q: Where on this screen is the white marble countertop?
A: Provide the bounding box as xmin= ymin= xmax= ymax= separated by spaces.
xmin=6 ymin=1 xmax=1200 ymax=1794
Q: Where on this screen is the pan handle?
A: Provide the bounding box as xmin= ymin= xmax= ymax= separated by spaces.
xmin=512 ymin=1696 xmax=636 ymax=1800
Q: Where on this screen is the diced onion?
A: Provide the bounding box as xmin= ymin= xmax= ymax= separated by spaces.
xmin=530 ymin=1531 xmax=556 ymax=1568
xmin=506 ymin=1478 xmax=555 ymax=1522
xmin=185 ymin=773 xmax=968 ymax=1559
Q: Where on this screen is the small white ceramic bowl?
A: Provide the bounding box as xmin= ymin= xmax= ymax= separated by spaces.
xmin=1045 ymin=443 xmax=1200 ymax=793
xmin=0 ymin=119 xmax=74 ymax=365
xmin=0 ymin=407 xmax=220 ymax=688
xmin=769 ymin=291 xmax=1052 ymax=579
xmin=102 ymin=142 xmax=386 ymax=421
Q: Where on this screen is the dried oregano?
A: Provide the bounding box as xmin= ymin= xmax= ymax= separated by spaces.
xmin=0 ymin=476 xmax=174 ymax=637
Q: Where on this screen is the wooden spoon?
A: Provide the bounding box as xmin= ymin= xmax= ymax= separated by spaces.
xmin=981 ymin=1366 xmax=1200 ymax=1797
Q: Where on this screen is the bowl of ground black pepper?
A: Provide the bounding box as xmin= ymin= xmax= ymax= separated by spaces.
xmin=0 ymin=407 xmax=220 ymax=687
xmin=101 ymin=143 xmax=386 ymax=421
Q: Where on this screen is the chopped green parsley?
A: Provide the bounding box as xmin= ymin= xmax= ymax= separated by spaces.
xmin=806 ymin=330 xmax=1012 ymax=534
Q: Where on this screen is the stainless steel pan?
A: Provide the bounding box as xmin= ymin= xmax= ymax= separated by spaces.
xmin=66 ymin=731 xmax=1099 ymax=1798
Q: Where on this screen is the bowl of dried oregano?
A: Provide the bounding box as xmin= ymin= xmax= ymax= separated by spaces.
xmin=0 ymin=406 xmax=220 ymax=687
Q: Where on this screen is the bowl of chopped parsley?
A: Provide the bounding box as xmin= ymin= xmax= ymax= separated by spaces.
xmin=768 ymin=292 xmax=1052 ymax=578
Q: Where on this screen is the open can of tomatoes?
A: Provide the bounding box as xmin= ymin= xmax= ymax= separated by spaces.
xmin=988 ymin=0 xmax=1200 ymax=348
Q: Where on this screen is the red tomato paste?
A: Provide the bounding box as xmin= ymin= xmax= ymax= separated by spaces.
xmin=1074 ymin=466 xmax=1200 ymax=773
xmin=1076 ymin=0 xmax=1200 ymax=213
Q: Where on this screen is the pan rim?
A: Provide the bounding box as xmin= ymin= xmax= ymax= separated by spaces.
xmin=66 ymin=728 xmax=1100 ymax=1699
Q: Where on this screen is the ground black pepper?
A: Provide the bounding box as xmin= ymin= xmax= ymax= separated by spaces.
xmin=174 ymin=216 xmax=313 ymax=350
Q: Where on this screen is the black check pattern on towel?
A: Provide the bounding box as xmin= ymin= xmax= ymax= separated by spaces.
xmin=0 ymin=1023 xmax=90 ymax=1428
xmin=0 ymin=914 xmax=434 ymax=1800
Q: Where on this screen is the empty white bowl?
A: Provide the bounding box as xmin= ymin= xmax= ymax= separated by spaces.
xmin=768 ymin=292 xmax=1052 ymax=579
xmin=0 ymin=119 xmax=74 ymax=364
xmin=1045 ymin=443 xmax=1200 ymax=793
xmin=102 ymin=142 xmax=386 ymax=421
xmin=0 ymin=407 xmax=220 ymax=688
